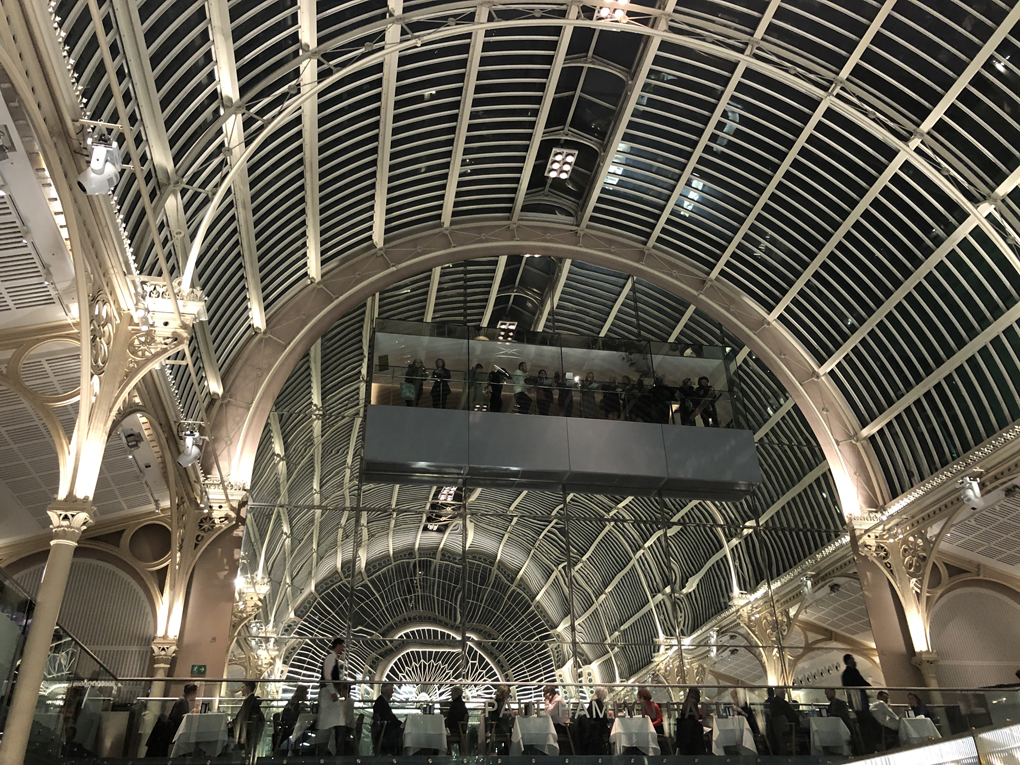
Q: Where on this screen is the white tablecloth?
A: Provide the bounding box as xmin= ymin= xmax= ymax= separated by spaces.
xmin=289 ymin=712 xmax=318 ymax=745
xmin=403 ymin=714 xmax=448 ymax=754
xmin=711 ymin=716 xmax=756 ymax=755
xmin=510 ymin=716 xmax=558 ymax=755
xmin=809 ymin=717 xmax=851 ymax=756
xmin=170 ymin=713 xmax=230 ymax=757
xmin=898 ymin=717 xmax=940 ymax=746
xmin=610 ymin=717 xmax=660 ymax=755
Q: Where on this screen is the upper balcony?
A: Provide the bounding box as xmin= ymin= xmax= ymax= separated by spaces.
xmin=363 ymin=321 xmax=762 ymax=500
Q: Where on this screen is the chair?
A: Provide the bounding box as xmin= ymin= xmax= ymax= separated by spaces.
xmin=372 ymin=721 xmax=387 ymax=755
xmin=656 ymin=732 xmax=673 ymax=755
xmin=557 ymin=722 xmax=576 ymax=755
xmin=446 ymin=721 xmax=468 ymax=756
xmin=353 ymin=713 xmax=365 ymax=754
xmin=487 ymin=719 xmax=510 ymax=755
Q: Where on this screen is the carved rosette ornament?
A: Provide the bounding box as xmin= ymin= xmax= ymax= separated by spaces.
xmin=89 ymin=292 xmax=115 ymax=375
xmin=46 ymin=499 xmax=95 ymax=545
xmin=900 ymin=533 xmax=931 ymax=584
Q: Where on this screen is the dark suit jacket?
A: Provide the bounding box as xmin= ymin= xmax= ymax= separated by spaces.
xmin=827 ymin=698 xmax=854 ymax=732
xmin=168 ymin=697 xmax=190 ymax=733
xmin=373 ymin=695 xmax=401 ymax=727
xmin=445 ymin=698 xmax=468 ymax=733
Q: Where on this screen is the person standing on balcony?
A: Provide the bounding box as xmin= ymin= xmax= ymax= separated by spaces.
xmin=554 ymin=371 xmax=574 ymax=417
xmin=431 ymin=358 xmax=452 ymax=409
xmin=513 ymin=362 xmax=532 ymax=414
xmin=536 ymin=370 xmax=554 ymax=415
xmin=580 ymin=371 xmax=599 ymax=418
xmin=601 ymin=376 xmax=621 ymax=420
xmin=403 ymin=359 xmax=426 ymax=406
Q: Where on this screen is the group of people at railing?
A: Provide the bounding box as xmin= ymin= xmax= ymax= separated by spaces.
xmin=399 ymin=358 xmax=723 ymax=426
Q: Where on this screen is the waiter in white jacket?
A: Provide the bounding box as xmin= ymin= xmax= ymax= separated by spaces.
xmin=319 ymin=637 xmax=352 ymax=754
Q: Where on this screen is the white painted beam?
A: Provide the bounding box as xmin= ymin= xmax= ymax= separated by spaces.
xmin=599 ymin=276 xmax=633 ymax=337
xmin=694 ymin=0 xmax=897 ymax=284
xmin=441 ymin=5 xmax=488 ymax=227
xmin=373 ymin=0 xmax=403 ymax=247
xmin=511 ymin=5 xmax=578 ymax=221
xmin=207 ymin=0 xmax=266 ymax=331
xmin=765 ymin=0 xmax=1020 ymax=325
xmin=578 ymin=0 xmax=680 ymax=229
xmin=858 ymin=300 xmax=1020 ymax=440
xmin=646 ymin=0 xmax=783 ymax=250
xmin=532 ymin=258 xmax=571 ymax=332
xmin=298 ymin=0 xmax=321 ymax=282
xmin=110 ymin=0 xmax=224 ymax=396
xmin=480 ymin=255 xmax=507 ymax=328
xmin=820 ymin=161 xmax=1020 ymax=376
xmin=423 ymin=266 xmax=442 ymax=322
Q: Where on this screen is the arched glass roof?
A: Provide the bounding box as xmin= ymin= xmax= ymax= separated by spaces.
xmin=44 ymin=0 xmax=1020 ymax=680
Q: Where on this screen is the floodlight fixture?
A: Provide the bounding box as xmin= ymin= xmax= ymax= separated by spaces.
xmin=596 ymin=0 xmax=629 ymax=21
xmin=496 ymin=321 xmax=517 ymax=342
xmin=177 ymin=430 xmax=202 ymax=467
xmin=76 ymin=139 xmax=121 ymax=195
xmin=545 ymin=147 xmax=577 ymax=180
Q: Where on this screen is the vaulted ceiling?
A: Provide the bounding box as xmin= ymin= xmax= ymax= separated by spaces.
xmin=8 ymin=0 xmax=1020 ymax=682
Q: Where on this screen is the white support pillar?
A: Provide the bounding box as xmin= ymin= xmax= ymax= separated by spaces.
xmin=0 ymin=500 xmax=94 ymax=765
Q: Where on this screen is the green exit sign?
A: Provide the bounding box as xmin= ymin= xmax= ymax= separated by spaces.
xmin=190 ymin=664 xmax=207 ymax=676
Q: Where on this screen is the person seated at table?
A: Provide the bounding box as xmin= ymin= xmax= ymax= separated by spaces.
xmin=636 ymin=687 xmax=664 ymax=734
xmin=870 ymin=691 xmax=899 ymax=750
xmin=488 ymin=685 xmax=514 ymax=754
xmin=581 ymin=687 xmax=612 ymax=754
xmin=543 ymin=684 xmax=570 ymax=735
xmin=728 ymin=688 xmax=760 ymax=737
xmin=233 ymin=680 xmax=265 ymax=765
xmin=146 ymin=683 xmax=198 ymax=757
xmin=870 ymin=691 xmax=898 ymax=728
xmin=906 ymin=692 xmax=932 ymax=719
xmin=675 ymin=687 xmax=705 ymax=755
xmin=277 ymin=685 xmax=308 ymax=754
xmin=824 ymin=688 xmax=859 ymax=754
xmin=445 ymin=686 xmax=468 ymax=737
xmin=372 ymin=683 xmax=403 ymax=755
xmin=765 ymin=688 xmax=799 ymax=755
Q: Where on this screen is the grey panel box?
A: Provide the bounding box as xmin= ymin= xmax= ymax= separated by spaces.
xmin=467 ymin=410 xmax=570 ymax=487
xmin=362 ymin=405 xmax=762 ymax=500
xmin=565 ymin=418 xmax=668 ymax=492
xmin=363 ymin=406 xmax=470 ymax=484
xmin=661 ymin=426 xmax=762 ymax=501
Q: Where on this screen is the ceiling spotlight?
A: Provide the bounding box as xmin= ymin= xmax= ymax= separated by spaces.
xmin=545 ymin=147 xmax=578 ymax=181
xmin=177 ymin=430 xmax=202 ymax=467
xmin=77 ymin=139 xmax=121 ymax=195
xmin=496 ymin=321 xmax=517 ymax=342
xmin=124 ymin=432 xmax=143 ymax=450
xmin=596 ymin=0 xmax=629 ymax=21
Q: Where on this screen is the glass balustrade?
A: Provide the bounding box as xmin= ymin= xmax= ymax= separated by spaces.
xmin=370 ymin=319 xmax=742 ymax=428
xmin=113 ymin=678 xmax=1019 ymax=762
xmin=0 ymin=567 xmax=121 ymax=761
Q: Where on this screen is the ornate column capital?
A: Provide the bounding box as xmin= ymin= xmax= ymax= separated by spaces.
xmin=151 ymin=637 xmax=178 ymax=668
xmin=46 ymin=499 xmax=95 ymax=545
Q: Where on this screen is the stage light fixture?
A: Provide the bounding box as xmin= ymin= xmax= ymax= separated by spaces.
xmin=76 ymin=139 xmax=121 ymax=195
xmin=177 ymin=430 xmax=202 ymax=467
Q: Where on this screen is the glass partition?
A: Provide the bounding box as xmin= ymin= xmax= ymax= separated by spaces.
xmin=0 ymin=567 xmax=121 ymax=760
xmin=127 ymin=676 xmax=1019 ymax=760
xmin=371 ymin=320 xmax=743 ymax=426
